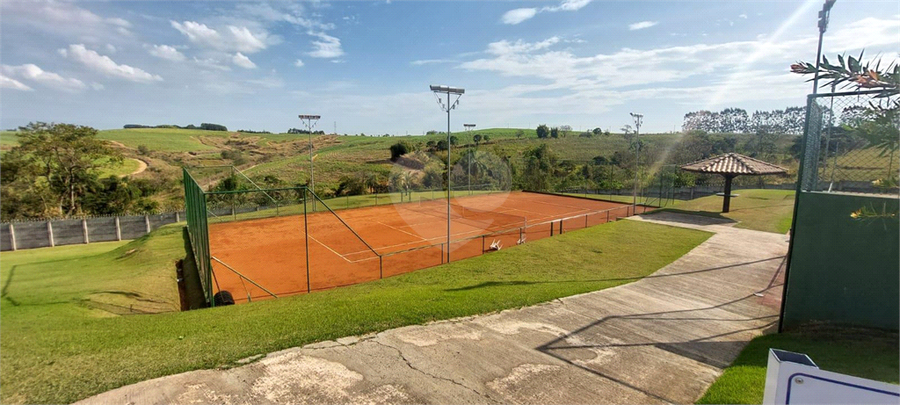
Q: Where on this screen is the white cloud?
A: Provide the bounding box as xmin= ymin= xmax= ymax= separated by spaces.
xmin=501 ymin=8 xmax=537 ymax=25
xmin=61 ymin=44 xmax=162 ymax=83
xmin=0 ymin=74 xmax=33 ymax=91
xmin=148 ymin=44 xmax=186 ymax=62
xmin=232 ymin=52 xmax=257 ymax=69
xmin=501 ymin=0 xmax=591 ymax=24
xmin=105 ymin=44 xmax=117 ymax=54
xmin=171 ymin=20 xmax=273 ymax=53
xmin=307 ymin=31 xmax=344 ymax=58
xmin=629 ymin=21 xmax=658 ymax=30
xmin=550 ymin=0 xmax=592 ymax=12
xmin=739 ymin=14 xmax=748 ymax=19
xmin=2 ymin=1 xmax=133 ymax=41
xmin=411 ymin=59 xmax=454 ymax=66
xmin=193 ymin=57 xmax=231 ymax=71
xmin=294 ymin=59 xmax=305 ymax=67
xmin=2 ymin=64 xmax=87 ymax=92
xmin=487 ymin=37 xmax=560 ymax=55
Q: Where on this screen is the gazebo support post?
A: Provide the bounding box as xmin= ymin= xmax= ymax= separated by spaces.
xmin=722 ymin=174 xmax=735 ymax=213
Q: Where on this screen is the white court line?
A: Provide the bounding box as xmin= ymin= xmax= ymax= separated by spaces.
xmin=376 ymin=220 xmax=428 ymax=241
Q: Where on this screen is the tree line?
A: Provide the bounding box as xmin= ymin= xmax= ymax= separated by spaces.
xmin=123 ymin=123 xmax=228 ymax=131
xmin=682 ymin=107 xmax=806 ymax=135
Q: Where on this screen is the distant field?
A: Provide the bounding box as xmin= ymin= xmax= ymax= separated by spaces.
xmin=97 ymin=128 xmax=221 ymax=152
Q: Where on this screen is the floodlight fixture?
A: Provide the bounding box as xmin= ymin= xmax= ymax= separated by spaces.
xmin=430 ymin=85 xmax=465 ymax=95
xmin=430 ymin=84 xmax=465 ymax=263
xmin=298 ymin=114 xmax=321 ymax=210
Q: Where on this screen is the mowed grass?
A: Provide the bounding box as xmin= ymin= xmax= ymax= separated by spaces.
xmin=697 ymin=327 xmax=899 ymax=404
xmin=661 ymin=189 xmax=795 ymax=234
xmin=0 ymin=219 xmax=710 ymax=404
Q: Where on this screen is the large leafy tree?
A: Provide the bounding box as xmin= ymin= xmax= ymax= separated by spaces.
xmin=2 ymin=122 xmax=121 ymax=217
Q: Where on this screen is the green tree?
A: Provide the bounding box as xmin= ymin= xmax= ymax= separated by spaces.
xmin=515 ymin=130 xmax=525 ymax=139
xmin=473 ymin=134 xmax=482 ymax=145
xmin=550 ymin=127 xmax=559 ymax=138
xmin=389 ymin=141 xmax=410 ymax=162
xmin=4 ymin=122 xmax=121 ymax=216
xmin=521 ymin=143 xmax=558 ymax=191
xmin=536 ymin=124 xmax=550 ymax=139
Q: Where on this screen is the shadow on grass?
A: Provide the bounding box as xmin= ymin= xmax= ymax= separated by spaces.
xmin=180 ymin=227 xmax=208 ymax=311
xmin=445 ymin=256 xmax=784 ymax=292
xmin=646 ymin=208 xmax=736 ymax=223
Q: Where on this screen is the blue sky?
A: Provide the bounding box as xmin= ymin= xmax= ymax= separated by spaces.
xmin=1 ymin=0 xmax=898 ymax=134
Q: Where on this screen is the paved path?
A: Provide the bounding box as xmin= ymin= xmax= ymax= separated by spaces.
xmin=78 ymin=212 xmax=788 ymax=405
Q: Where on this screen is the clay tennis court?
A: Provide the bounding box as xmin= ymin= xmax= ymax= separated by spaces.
xmin=208 ymin=191 xmax=648 ymax=303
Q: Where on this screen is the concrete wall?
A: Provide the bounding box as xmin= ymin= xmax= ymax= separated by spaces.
xmin=783 ymin=192 xmax=899 ymax=330
xmin=1 ymin=212 xmax=183 ymax=251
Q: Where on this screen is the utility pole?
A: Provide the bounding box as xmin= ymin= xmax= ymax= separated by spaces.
xmin=630 ymin=112 xmax=643 ymax=210
xmin=430 ymin=85 xmax=464 ymax=263
xmin=812 ymin=0 xmax=837 ymax=94
xmin=298 ymin=114 xmax=320 ymax=211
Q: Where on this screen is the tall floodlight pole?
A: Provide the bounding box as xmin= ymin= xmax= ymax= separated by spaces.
xmin=299 ymin=114 xmax=321 ymax=211
xmin=630 ymin=113 xmax=643 ymax=210
xmin=430 ymin=85 xmax=464 ymax=263
xmin=812 ymin=0 xmax=837 ymax=94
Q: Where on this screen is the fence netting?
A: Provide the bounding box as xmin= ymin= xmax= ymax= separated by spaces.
xmin=800 ymin=90 xmax=899 ymax=195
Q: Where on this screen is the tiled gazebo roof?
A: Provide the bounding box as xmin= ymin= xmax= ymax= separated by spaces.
xmin=680 ymin=153 xmax=787 ymax=176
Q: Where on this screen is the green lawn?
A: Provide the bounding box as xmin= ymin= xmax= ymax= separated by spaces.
xmin=698 ymin=328 xmax=899 ymax=404
xmin=564 ymin=189 xmax=795 ymax=233
xmin=0 ymin=219 xmax=710 ymax=404
xmin=661 ymin=189 xmax=795 ymax=234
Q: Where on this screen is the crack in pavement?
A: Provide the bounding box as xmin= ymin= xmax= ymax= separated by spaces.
xmin=372 ymin=339 xmax=501 ymax=404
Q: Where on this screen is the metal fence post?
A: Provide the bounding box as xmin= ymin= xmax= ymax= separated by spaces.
xmin=175 ymin=211 xmax=180 ymax=222
xmin=115 ymin=216 xmax=122 ymax=241
xmin=303 ymin=188 xmax=311 ymax=294
xmin=82 ymin=219 xmax=90 ymax=244
xmin=9 ymin=223 xmax=16 ymax=251
xmin=47 ymin=221 xmax=55 ymax=247
xmin=144 ymin=215 xmax=151 ymax=234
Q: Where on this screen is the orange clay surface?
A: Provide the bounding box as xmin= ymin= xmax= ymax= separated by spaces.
xmin=208 ymin=191 xmax=649 ymax=303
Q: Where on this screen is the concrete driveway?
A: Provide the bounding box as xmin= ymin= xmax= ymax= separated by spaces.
xmin=78 ymin=212 xmax=788 ymax=404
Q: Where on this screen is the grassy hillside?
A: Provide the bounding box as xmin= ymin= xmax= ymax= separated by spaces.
xmin=0 ymin=219 xmax=710 ymax=404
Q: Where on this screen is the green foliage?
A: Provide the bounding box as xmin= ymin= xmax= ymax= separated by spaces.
xmin=1 ymin=122 xmax=121 ymax=218
xmin=200 ymin=123 xmax=228 ymax=131
xmin=536 ymin=124 xmax=550 ymax=139
xmin=515 ymin=130 xmax=525 ymax=138
xmin=521 ymin=143 xmax=558 ymax=191
xmin=389 ymin=141 xmax=410 ymax=162
xmin=137 ymin=144 xmax=150 ymax=155
xmin=220 ymin=149 xmax=245 ymax=165
xmin=792 ymin=51 xmax=899 ymax=96
xmin=550 ymin=127 xmax=559 ymax=138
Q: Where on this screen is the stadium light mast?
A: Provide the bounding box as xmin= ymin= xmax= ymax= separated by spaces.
xmin=430 ymin=84 xmax=464 ymax=263
xmin=298 ymin=114 xmax=320 ymax=211
xmin=630 ymin=112 xmax=643 ymax=210
xmin=812 ymin=0 xmax=837 ymax=94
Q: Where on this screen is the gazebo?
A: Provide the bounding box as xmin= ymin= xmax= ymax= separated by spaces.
xmin=681 ymin=153 xmax=787 ymax=213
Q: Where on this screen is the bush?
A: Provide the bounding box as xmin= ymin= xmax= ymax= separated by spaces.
xmin=137 ymin=145 xmax=150 ymax=155
xmin=389 ymin=142 xmax=410 ymax=162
